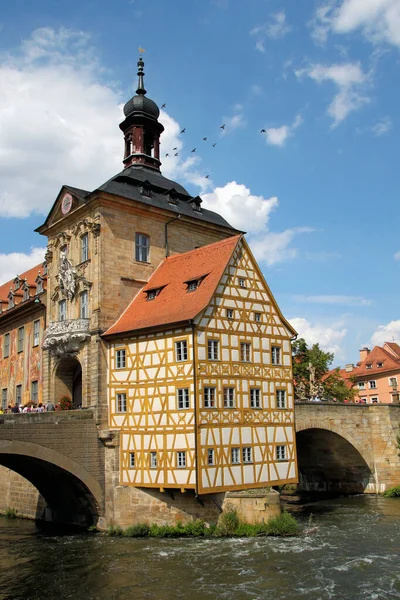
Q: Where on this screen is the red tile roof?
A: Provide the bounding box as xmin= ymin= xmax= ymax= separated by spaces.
xmin=0 ymin=264 xmax=47 ymax=309
xmin=104 ymin=235 xmax=242 ymax=336
xmin=384 ymin=342 xmax=400 ymax=358
xmin=332 ymin=344 xmax=400 ymax=384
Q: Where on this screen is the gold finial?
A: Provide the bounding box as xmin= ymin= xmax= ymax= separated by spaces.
xmin=138 ymin=46 xmax=146 ymax=55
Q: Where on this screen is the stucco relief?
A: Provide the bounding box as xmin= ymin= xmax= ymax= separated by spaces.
xmin=43 ymin=319 xmax=90 ymax=358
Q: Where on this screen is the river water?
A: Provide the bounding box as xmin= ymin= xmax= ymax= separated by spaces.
xmin=0 ymin=495 xmax=399 ymax=600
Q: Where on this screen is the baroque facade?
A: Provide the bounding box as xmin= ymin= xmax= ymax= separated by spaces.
xmin=0 ymin=57 xmax=297 ymax=523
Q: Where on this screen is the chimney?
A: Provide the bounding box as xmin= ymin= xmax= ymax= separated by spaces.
xmin=359 ymin=347 xmax=370 ymax=362
xmin=345 ymin=363 xmax=354 ymax=372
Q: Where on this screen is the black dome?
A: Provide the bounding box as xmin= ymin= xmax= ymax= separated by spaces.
xmin=123 ymin=94 xmax=160 ymax=119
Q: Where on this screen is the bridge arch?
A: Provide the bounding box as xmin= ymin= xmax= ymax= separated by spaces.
xmin=0 ymin=440 xmax=102 ymax=526
xmin=295 ymin=426 xmax=375 ymax=494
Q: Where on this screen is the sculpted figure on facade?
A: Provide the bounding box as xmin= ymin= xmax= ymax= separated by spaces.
xmin=58 ymin=251 xmax=77 ymax=300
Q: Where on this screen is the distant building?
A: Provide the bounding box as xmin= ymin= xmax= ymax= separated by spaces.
xmin=336 ymin=343 xmax=400 ymax=404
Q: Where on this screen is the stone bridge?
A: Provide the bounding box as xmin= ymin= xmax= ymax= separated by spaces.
xmin=295 ymin=403 xmax=400 ymax=494
xmin=0 ymin=410 xmax=105 ymax=526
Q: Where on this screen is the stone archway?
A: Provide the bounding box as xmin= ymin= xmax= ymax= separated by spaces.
xmin=296 ymin=428 xmax=374 ymax=494
xmin=54 ymin=357 xmax=83 ymax=408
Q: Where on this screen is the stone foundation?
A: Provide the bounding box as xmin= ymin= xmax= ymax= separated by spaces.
xmin=222 ymin=488 xmax=281 ymax=524
xmin=0 ymin=466 xmax=45 ymax=519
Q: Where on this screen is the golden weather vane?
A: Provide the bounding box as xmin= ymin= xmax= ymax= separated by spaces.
xmin=138 ymin=46 xmax=146 ymax=55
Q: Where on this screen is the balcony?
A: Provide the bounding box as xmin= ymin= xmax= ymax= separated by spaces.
xmin=43 ymin=318 xmax=90 ymax=359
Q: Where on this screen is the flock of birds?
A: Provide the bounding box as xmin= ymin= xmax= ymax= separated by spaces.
xmin=160 ymin=102 xmax=267 ymax=180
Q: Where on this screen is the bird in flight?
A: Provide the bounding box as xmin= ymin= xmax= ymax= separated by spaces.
xmin=174 ymin=152 xmax=178 ymax=156
xmin=212 ymin=143 xmax=217 ymax=147
xmin=161 ymin=103 xmax=166 ymax=108
xmin=173 ymin=147 xmax=177 ymax=150
xmin=165 ymin=153 xmax=169 ymax=157
xmin=180 ymin=128 xmax=186 ymax=134
xmin=220 ymin=124 xmax=225 ymax=130
xmin=203 ymin=137 xmax=207 ymax=141
xmin=260 ymin=129 xmax=266 ymax=133
xmin=205 ymin=175 xmax=209 ymax=179
xmin=191 ymin=148 xmax=196 ymax=153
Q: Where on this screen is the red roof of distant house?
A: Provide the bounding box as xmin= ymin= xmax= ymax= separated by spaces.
xmin=324 ymin=368 xmax=354 ymax=390
xmin=0 ymin=263 xmax=47 ymax=310
xmin=105 ymin=235 xmax=242 ymax=336
xmin=331 ymin=344 xmax=400 ymax=386
xmin=384 ymin=342 xmax=400 ymax=358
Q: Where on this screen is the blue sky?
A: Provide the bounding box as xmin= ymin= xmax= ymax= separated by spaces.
xmin=1 ymin=0 xmax=399 ymax=364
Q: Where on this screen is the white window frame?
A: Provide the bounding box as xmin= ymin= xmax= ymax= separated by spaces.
xmin=3 ymin=333 xmax=10 ymax=358
xmin=59 ymin=299 xmax=67 ymax=322
xmin=150 ymin=452 xmax=157 ymax=469
xmin=204 ymin=387 xmax=216 ymax=408
xmin=116 ymin=349 xmax=126 ymax=369
xmin=207 ymin=339 xmax=219 ymax=360
xmin=36 ymin=279 xmax=43 ymax=295
xmin=207 ymin=448 xmax=214 ymax=466
xmin=254 ymin=312 xmax=261 ymax=322
xmin=368 ymin=380 xmax=377 ymax=389
xmin=116 ymin=393 xmax=127 ymax=413
xmin=240 ymin=342 xmax=251 ymax=363
xmin=177 ymin=388 xmax=190 ymax=410
xmin=223 ymin=387 xmax=235 ymax=408
xmin=31 ymin=381 xmax=38 ymax=403
xmin=33 ymin=320 xmax=40 ymax=347
xmin=276 ymin=389 xmax=286 ymax=409
xmin=358 ymin=382 xmax=365 ymax=389
xmin=17 ymin=327 xmax=24 ymax=353
xmin=276 ymin=445 xmax=287 ymax=461
xmin=129 ymin=452 xmax=135 ymax=468
xmin=271 ymin=346 xmax=281 ymax=365
xmin=242 ymin=447 xmax=252 ymax=463
xmin=250 ymin=388 xmax=261 ymax=408
xmin=231 ymin=447 xmax=240 ymax=464
xmin=135 ymin=233 xmax=150 ymax=263
xmin=175 ymin=340 xmax=188 ymax=362
xmin=389 ymin=377 xmax=398 ymax=387
xmin=80 ymin=290 xmax=89 ymax=319
xmin=226 ymin=309 xmax=234 ymax=319
xmin=177 ymin=451 xmax=186 ymax=468
xmin=370 ymin=397 xmax=379 ymax=404
xmin=81 ymin=233 xmax=89 ymax=263
xmin=238 ymin=278 xmax=246 ymax=288
xmin=23 ymin=286 xmax=30 ymax=301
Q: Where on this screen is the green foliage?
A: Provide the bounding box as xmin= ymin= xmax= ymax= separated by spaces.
xmin=107 ymin=524 xmax=123 ymax=536
xmin=4 ymin=507 xmax=17 ymax=519
xmin=216 ymin=507 xmax=241 ymax=536
xmin=382 ymin=485 xmax=400 ymax=498
xmin=124 ymin=523 xmax=150 ymax=537
xmin=264 ymin=512 xmax=299 ymax=536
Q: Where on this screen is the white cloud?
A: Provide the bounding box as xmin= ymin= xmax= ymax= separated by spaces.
xmin=371 ymin=116 xmax=392 ymax=135
xmin=264 ymin=114 xmax=303 ymax=147
xmin=310 ymin=0 xmax=400 ymax=48
xmin=296 ymin=62 xmax=369 ymax=125
xmin=293 ymin=294 xmax=373 ymax=306
xmin=250 ymin=11 xmax=291 ymax=52
xmin=370 ymin=319 xmax=400 ymax=346
xmin=290 ymin=316 xmax=347 ymax=355
xmin=0 ymin=247 xmax=46 ymax=285
xmin=203 ymin=182 xmax=314 ymax=265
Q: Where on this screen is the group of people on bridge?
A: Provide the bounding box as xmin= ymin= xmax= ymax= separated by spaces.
xmin=0 ymin=401 xmax=56 ymax=414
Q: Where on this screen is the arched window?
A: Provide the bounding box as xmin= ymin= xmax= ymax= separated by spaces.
xmin=135 ymin=233 xmax=150 ymax=263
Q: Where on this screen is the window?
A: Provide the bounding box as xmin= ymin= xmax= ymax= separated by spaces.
xmin=141 ymin=183 xmax=152 ymax=197
xmin=223 ymin=387 xmax=235 ymax=408
xmin=8 ymin=294 xmax=14 ymax=310
xmin=60 ymin=245 xmax=68 ymax=260
xmin=377 ymin=362 xmax=383 ymax=368
xmin=23 ymin=287 xmax=30 ymax=301
xmin=204 ymin=387 xmax=216 ymax=408
xmin=276 ymin=389 xmax=286 ymax=409
xmin=177 ymin=451 xmax=186 ymax=468
xmin=187 ymin=280 xmax=199 ymax=292
xmin=1 ymin=389 xmax=7 ymax=410
xmin=135 ymin=233 xmax=150 ymax=262
xmin=360 ymin=397 xmax=367 ymax=404
xmin=231 ymin=447 xmax=240 ymax=464
xmin=177 ymin=388 xmax=190 ymax=409
xmin=175 ymin=340 xmax=188 ymax=362
xmin=240 ymin=342 xmax=251 ymax=362
xmin=80 ymin=291 xmax=89 ymax=319
xmin=242 ymin=447 xmax=252 ymax=463
xmin=250 ymin=388 xmax=261 ymax=408
xmin=16 ymin=385 xmax=22 ymax=405
xmin=207 ymin=448 xmax=214 ymax=466
xmin=271 ymin=346 xmax=281 ymax=365
xmin=17 ymin=327 xmax=24 ymax=353
xmin=150 ymin=452 xmax=157 ymax=469
xmin=366 ymin=363 xmax=372 ymax=369
xmin=371 ymin=397 xmax=379 ymax=404
xmin=389 ymin=377 xmax=398 ymax=387
xmin=81 ymin=233 xmax=89 ymax=263
xmin=36 ymin=278 xmax=43 ymax=294
xmin=33 ymin=320 xmax=40 ymax=348
xmin=4 ymin=333 xmax=10 ymax=358
xmin=59 ymin=299 xmax=67 ymax=321
xmin=31 ymin=381 xmax=38 ymax=403
xmin=146 ymin=289 xmax=160 ymax=301
xmin=116 ymin=393 xmax=127 ymax=413
xmin=369 ymin=380 xmax=377 ymax=389
xmin=208 ymin=339 xmax=219 ymax=360
xmin=276 ymin=445 xmax=287 ymax=461
xmin=226 ymin=309 xmax=234 ymax=319
xmin=254 ymin=312 xmax=261 ymax=322
xmin=129 ymin=452 xmax=135 ymax=468
xmin=358 ymin=382 xmax=365 ymax=389
xmin=238 ymin=278 xmax=246 ymax=288
xmin=116 ymin=349 xmax=126 ymax=369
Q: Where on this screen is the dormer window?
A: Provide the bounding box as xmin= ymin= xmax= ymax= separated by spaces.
xmin=146 ymin=288 xmax=162 ymax=301
xmin=191 ymin=196 xmax=202 ymax=213
xmin=377 ymin=362 xmax=383 ymax=368
xmin=13 ymin=277 xmax=22 ymax=291
xmin=141 ymin=182 xmax=152 ymax=198
xmin=42 ymin=262 xmax=48 ymax=276
xmin=23 ymin=286 xmax=30 ymax=301
xmin=366 ymin=363 xmax=372 ymax=369
xmin=167 ymin=189 xmax=179 ymax=205
xmin=8 ymin=292 xmax=14 ymax=310
xmin=36 ymin=277 xmax=44 ymax=295
xmin=187 ymin=280 xmax=199 ymax=293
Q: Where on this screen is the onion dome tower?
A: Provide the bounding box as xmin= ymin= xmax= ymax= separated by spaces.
xmin=119 ymin=55 xmax=164 ymax=171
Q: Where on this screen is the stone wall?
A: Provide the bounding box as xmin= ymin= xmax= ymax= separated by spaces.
xmin=0 ymin=466 xmax=45 ymax=519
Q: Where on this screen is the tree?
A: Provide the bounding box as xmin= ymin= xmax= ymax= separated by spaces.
xmin=292 ymin=338 xmax=355 ymax=402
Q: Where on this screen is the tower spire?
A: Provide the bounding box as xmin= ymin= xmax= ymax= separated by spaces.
xmin=136 ymin=49 xmax=147 ymax=96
